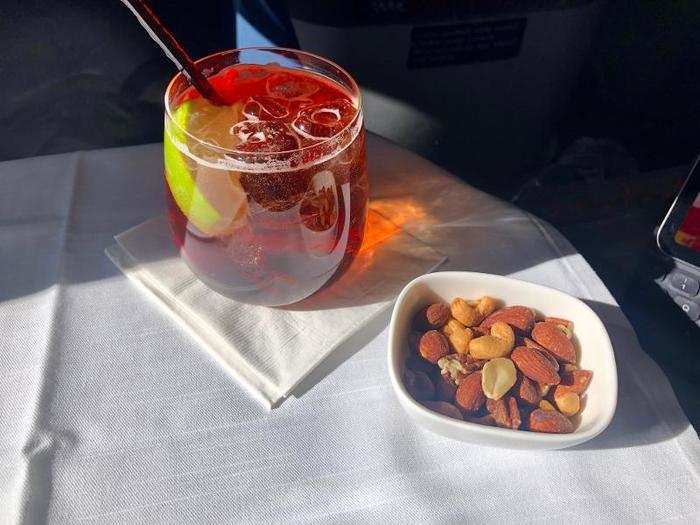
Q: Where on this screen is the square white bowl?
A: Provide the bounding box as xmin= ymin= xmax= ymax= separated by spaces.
xmin=388 ymin=271 xmax=618 ymax=450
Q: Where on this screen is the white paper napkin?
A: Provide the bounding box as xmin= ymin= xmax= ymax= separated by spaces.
xmin=106 ymin=210 xmax=445 ymax=408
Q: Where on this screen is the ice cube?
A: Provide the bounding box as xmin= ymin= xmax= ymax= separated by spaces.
xmin=266 ymin=72 xmax=320 ymax=99
xmin=291 ymin=99 xmax=357 ymax=141
xmin=242 ymin=95 xmax=290 ymax=121
xmin=230 ymin=120 xmax=300 ymax=153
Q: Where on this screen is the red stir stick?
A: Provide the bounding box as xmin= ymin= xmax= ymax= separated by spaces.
xmin=120 ymin=0 xmax=227 ymax=106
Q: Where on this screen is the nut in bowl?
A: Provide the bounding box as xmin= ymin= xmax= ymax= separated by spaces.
xmin=388 ymin=272 xmax=618 ymax=450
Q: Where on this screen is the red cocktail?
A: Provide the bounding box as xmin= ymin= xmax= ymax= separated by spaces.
xmin=164 ymin=48 xmax=367 ymax=305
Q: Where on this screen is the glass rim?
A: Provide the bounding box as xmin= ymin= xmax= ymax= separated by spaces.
xmin=164 ymin=46 xmax=363 ymax=156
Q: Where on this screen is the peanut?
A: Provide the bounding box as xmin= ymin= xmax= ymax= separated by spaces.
xmin=554 ymin=389 xmax=580 ymax=416
xmin=450 ymin=298 xmax=479 ymax=326
xmin=481 ymin=357 xmax=517 ymax=400
xmin=544 ymin=317 xmax=573 ymax=330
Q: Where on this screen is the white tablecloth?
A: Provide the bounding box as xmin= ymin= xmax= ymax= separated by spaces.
xmin=1 ymin=137 xmax=698 ymax=524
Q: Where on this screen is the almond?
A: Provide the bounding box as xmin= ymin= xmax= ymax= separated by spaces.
xmin=422 ymin=400 xmax=463 ymax=420
xmin=559 ymin=369 xmax=592 ymax=394
xmin=523 ymin=337 xmax=546 ymax=352
xmin=480 ymin=306 xmax=535 ymax=332
xmin=419 ymin=330 xmax=450 ymax=364
xmin=512 ymin=373 xmax=540 ymax=405
xmin=425 ymin=303 xmax=451 ymax=328
xmin=528 ymin=408 xmax=574 ymax=434
xmin=531 ymin=322 xmax=576 ymax=363
xmin=486 ymin=396 xmax=521 ymax=430
xmin=544 ymin=317 xmax=573 ymax=330
xmin=455 ymin=371 xmax=486 ymax=413
xmin=541 ymin=349 xmax=560 ymax=372
xmin=403 ymin=368 xmax=435 ymax=400
xmin=555 ymin=324 xmax=573 ymax=340
xmin=507 ymin=397 xmax=522 ymax=430
xmin=511 ymin=346 xmax=561 ymax=385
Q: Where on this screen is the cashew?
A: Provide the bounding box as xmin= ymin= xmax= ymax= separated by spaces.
xmin=489 ymin=321 xmax=515 ymax=352
xmin=442 ymin=317 xmax=465 ymax=335
xmin=442 ymin=318 xmax=473 ymax=354
xmin=450 ymin=298 xmax=479 ymax=326
xmin=468 ymin=335 xmax=512 ymax=359
xmin=474 ymin=296 xmax=498 ymax=318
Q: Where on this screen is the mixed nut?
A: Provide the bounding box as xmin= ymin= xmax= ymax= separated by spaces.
xmin=403 ymin=297 xmax=593 ymax=433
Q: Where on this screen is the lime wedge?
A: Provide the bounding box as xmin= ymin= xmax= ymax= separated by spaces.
xmin=164 ymin=100 xmax=248 ymax=236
